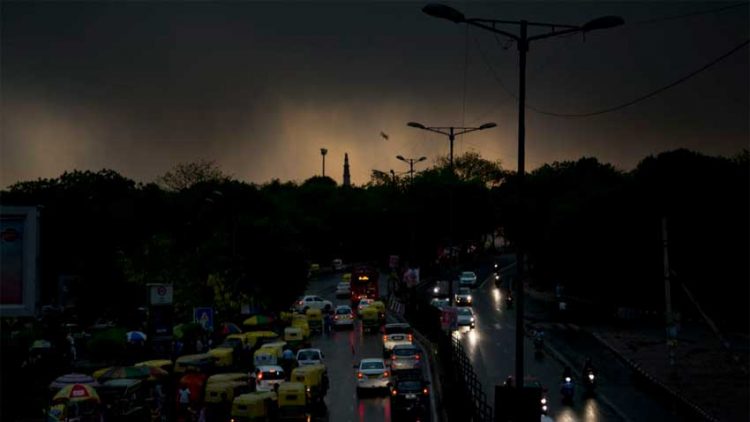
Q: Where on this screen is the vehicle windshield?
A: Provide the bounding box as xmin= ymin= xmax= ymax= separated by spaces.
xmin=298 ymin=351 xmax=320 ymax=360
xmin=361 ymin=361 xmax=384 ymax=370
xmin=458 ymin=288 xmax=470 ymax=294
xmin=457 ymin=308 xmax=472 ymax=316
xmin=394 ymin=347 xmax=417 ymax=356
xmin=396 ymin=381 xmax=422 ymax=391
xmin=462 ymin=272 xmax=474 ymax=277
xmin=385 ymin=325 xmax=411 ymax=335
xmin=336 ymin=308 xmax=351 ymax=315
xmin=359 ymin=299 xmax=372 ymax=306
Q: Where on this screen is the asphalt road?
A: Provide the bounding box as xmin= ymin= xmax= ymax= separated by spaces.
xmin=441 ymin=255 xmax=680 ymax=421
xmin=305 ymin=270 xmax=433 ymax=422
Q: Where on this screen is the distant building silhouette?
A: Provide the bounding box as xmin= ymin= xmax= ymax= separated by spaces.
xmin=343 ymin=153 xmax=351 ymax=187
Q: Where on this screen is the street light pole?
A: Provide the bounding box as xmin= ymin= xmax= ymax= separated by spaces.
xmin=407 ymin=122 xmax=497 ymax=173
xmin=320 ymin=148 xmax=328 ymax=177
xmin=423 ymin=2 xmax=623 ymax=397
xmin=396 ymin=155 xmax=427 ymax=183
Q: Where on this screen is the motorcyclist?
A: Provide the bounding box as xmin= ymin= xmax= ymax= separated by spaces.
xmin=582 ymin=357 xmax=594 ymax=377
xmin=562 ymin=366 xmax=573 ymax=382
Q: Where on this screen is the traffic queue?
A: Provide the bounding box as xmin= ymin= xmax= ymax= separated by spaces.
xmin=40 ymin=266 xmax=430 ymax=422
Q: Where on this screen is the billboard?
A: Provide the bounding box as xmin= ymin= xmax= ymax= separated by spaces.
xmin=0 ymin=207 xmax=39 ymax=317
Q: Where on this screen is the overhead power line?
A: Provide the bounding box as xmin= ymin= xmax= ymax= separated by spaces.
xmin=631 ymin=2 xmax=748 ymax=26
xmin=475 ymin=35 xmax=749 ymax=118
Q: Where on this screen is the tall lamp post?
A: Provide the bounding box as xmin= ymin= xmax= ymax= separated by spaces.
xmin=396 ymin=155 xmax=428 ymax=183
xmin=407 ymin=122 xmax=496 ymax=171
xmin=320 ymin=148 xmax=328 ymax=177
xmin=423 ymin=2 xmax=623 ymax=397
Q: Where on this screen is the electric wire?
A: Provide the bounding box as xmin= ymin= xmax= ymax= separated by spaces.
xmin=630 ymin=2 xmax=748 ymax=26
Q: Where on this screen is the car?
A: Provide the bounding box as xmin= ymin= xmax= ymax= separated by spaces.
xmin=383 ymin=323 xmax=413 ymax=357
xmin=357 ymin=298 xmax=374 ymax=316
xmin=456 ymin=307 xmax=475 ymax=328
xmin=253 ymin=365 xmax=286 ymax=392
xmin=389 ymin=344 xmax=422 ymax=372
xmin=296 ymin=348 xmax=324 ymax=366
xmin=333 ymin=305 xmax=355 ymax=328
xmin=332 ymin=258 xmax=345 ymax=271
xmin=294 ymin=295 xmax=333 ymax=313
xmin=335 ymin=282 xmax=351 ymax=298
xmin=459 ymin=271 xmax=477 ymax=287
xmin=430 ymin=298 xmax=449 ymax=310
xmin=390 ymin=376 xmax=430 ymax=417
xmin=455 ymin=287 xmax=473 ymax=306
xmin=355 ymin=358 xmax=390 ymax=394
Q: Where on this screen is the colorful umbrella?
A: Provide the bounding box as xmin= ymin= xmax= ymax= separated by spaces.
xmin=52 ymin=383 xmax=101 ymax=403
xmin=220 ymin=322 xmax=242 ymax=335
xmin=126 ymin=331 xmax=147 ymax=343
xmin=96 ymin=365 xmax=168 ymax=382
xmin=242 ymin=315 xmax=274 ymax=326
xmin=49 ymin=373 xmax=99 ymax=391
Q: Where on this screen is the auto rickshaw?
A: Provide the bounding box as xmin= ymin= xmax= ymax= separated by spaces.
xmin=290 ymin=364 xmax=328 ymax=405
xmin=276 ymin=382 xmax=308 ymax=421
xmin=305 ymin=308 xmax=323 ymax=334
xmin=205 ymin=380 xmax=253 ymax=421
xmin=245 ymin=331 xmax=281 ymax=351
xmin=225 ymin=334 xmax=251 ymax=351
xmin=360 ymin=306 xmax=380 ymax=333
xmin=370 ymin=300 xmax=387 ymax=322
xmin=283 ymin=327 xmax=305 ymax=350
xmin=174 ymin=353 xmax=215 ymax=374
xmin=290 ymin=319 xmax=310 ymax=339
xmin=342 ymin=273 xmax=351 ymax=283
xmin=207 ymin=372 xmax=249 ymax=385
xmin=208 ymin=347 xmax=234 ymax=368
xmin=231 ymin=391 xmax=278 ymax=422
xmin=254 ymin=349 xmax=278 ymax=368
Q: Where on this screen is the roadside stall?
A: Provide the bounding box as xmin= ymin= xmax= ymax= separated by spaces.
xmin=48 ymin=383 xmax=103 ymax=422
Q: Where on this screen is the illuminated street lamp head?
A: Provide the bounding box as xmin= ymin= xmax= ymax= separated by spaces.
xmin=407 ymin=122 xmax=426 ymax=129
xmin=582 ymin=16 xmax=624 ymax=32
xmin=423 ymin=3 xmax=465 ymax=23
xmin=479 ymin=122 xmax=497 ymax=130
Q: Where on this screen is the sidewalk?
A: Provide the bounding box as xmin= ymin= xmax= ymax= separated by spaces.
xmin=527 ymin=283 xmax=749 ymax=422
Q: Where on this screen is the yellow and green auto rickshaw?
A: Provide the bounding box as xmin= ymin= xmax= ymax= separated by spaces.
xmin=280 ymin=311 xmax=294 ymax=324
xmin=283 ymin=327 xmax=305 ymax=350
xmin=276 ymin=382 xmax=308 ymax=421
xmin=342 ymin=273 xmax=351 ymax=283
xmin=231 ymin=391 xmax=278 ymax=422
xmin=290 ymin=364 xmax=328 ymax=404
xmin=205 ymin=380 xmax=253 ymax=421
xmin=305 ymin=308 xmax=323 ymax=334
xmin=207 ymin=372 xmax=248 ymax=385
xmin=290 ymin=319 xmax=310 ymax=340
xmin=134 ymin=359 xmax=173 ymax=374
xmin=174 ymin=353 xmax=215 ymax=374
xmin=370 ymin=300 xmax=387 ymax=322
xmin=360 ymin=306 xmax=381 ymax=333
xmin=208 ymin=347 xmax=234 ymax=368
xmin=245 ymin=331 xmax=281 ymax=351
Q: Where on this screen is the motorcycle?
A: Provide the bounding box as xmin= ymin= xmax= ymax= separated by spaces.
xmin=582 ymin=369 xmax=596 ymax=395
xmin=560 ymin=376 xmax=575 ymax=403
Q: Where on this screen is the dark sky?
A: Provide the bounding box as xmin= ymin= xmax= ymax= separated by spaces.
xmin=2 ymin=1 xmax=748 ymax=187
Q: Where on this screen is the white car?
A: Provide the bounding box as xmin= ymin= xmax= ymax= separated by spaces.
xmin=382 ymin=323 xmax=413 ymax=357
xmin=335 ymin=282 xmax=351 ymax=298
xmin=253 ymin=365 xmax=286 ymax=392
xmin=294 ymin=295 xmax=333 ymax=313
xmin=333 ymin=305 xmax=355 ymax=328
xmin=459 ymin=271 xmax=477 ymax=287
xmin=355 ymin=358 xmax=390 ymax=393
xmin=456 ymin=307 xmax=475 ymax=329
xmin=296 ymin=348 xmax=324 ymax=366
xmin=455 ymin=287 xmax=473 ymax=306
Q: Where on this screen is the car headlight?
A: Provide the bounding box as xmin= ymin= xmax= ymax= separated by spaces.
xmin=541 ymin=398 xmax=547 ymax=405
xmin=433 ymin=287 xmax=439 ymax=293
xmin=470 ymin=317 xmax=475 ymax=322
xmin=565 ymin=377 xmax=571 ymax=383
xmin=467 ymin=295 xmax=472 ymax=301
xmin=588 ymin=373 xmax=595 ymax=381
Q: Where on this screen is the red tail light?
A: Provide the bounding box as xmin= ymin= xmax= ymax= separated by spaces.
xmin=357 ymin=372 xmax=363 ymax=379
xmin=383 ymin=335 xmax=388 ymax=342
xmin=415 ymin=354 xmax=420 ymax=360
xmin=408 ymin=334 xmax=414 ymax=342
xmin=383 ymin=371 xmax=389 ymax=378
xmin=391 ymin=355 xmax=396 ymax=360
xmin=423 ymin=387 xmax=429 ymax=395
xmin=391 ymin=389 xmax=398 ymax=396
xmin=257 ymin=372 xmax=263 ymax=380
xmin=334 ymin=315 xmax=340 ymax=320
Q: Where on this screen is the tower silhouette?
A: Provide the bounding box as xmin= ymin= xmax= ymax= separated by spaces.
xmin=343 ymin=153 xmax=351 ymax=187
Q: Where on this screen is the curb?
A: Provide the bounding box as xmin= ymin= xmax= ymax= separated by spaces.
xmin=592 ymin=332 xmax=719 ymax=422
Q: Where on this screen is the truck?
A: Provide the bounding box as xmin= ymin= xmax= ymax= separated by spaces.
xmin=350 ymin=265 xmax=379 ymax=306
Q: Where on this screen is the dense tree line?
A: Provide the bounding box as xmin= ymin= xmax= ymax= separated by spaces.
xmin=1 ymin=149 xmax=746 ymax=330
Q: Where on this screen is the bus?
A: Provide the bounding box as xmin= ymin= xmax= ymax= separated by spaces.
xmin=350 ymin=265 xmax=379 ymax=305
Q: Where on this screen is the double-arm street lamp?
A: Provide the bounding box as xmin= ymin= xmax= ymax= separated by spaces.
xmin=396 ymin=155 xmax=428 ymax=183
xmin=423 ymin=2 xmax=623 ymax=397
xmin=407 ymin=122 xmax=497 ymax=171
xmin=320 ymin=148 xmax=328 ymax=177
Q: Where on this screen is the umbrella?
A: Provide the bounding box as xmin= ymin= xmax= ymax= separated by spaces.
xmin=242 ymin=315 xmax=274 ymax=326
xmin=30 ymin=339 xmax=52 ymax=350
xmin=96 ymin=365 xmax=169 ymax=382
xmin=220 ymin=322 xmax=242 ymax=335
xmin=49 ymin=374 xmax=99 ymax=391
xmin=126 ymin=331 xmax=147 ymax=343
xmin=52 ymin=383 xmax=101 ymax=403
xmin=173 ymin=322 xmax=204 ymax=339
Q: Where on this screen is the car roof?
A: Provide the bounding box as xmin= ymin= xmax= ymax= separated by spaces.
xmin=461 ymin=271 xmax=475 ymax=275
xmin=360 ymin=358 xmax=385 ymax=364
xmin=385 ymin=323 xmax=410 ymax=328
xmin=256 ymin=365 xmax=283 ymax=371
xmin=297 ymin=348 xmax=321 ymax=353
xmin=392 ymin=344 xmax=418 ymax=350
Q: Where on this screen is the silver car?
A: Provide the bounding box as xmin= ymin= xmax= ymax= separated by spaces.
xmin=355 ymin=358 xmax=390 ymax=393
xmin=390 ymin=344 xmax=422 ymax=372
xmin=333 ymin=305 xmax=355 ymax=328
xmin=383 ymin=323 xmax=413 ymax=357
xmin=456 ymin=307 xmax=475 ymax=329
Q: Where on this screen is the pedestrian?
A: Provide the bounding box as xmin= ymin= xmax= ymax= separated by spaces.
xmin=196 ymin=338 xmax=203 ymax=353
xmin=178 ymin=386 xmax=191 ymax=419
xmin=66 ymin=332 xmax=77 ymax=363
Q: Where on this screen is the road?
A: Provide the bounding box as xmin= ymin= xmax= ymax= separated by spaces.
xmin=436 ymin=254 xmax=681 ymax=421
xmin=305 ymin=270 xmax=434 ymax=422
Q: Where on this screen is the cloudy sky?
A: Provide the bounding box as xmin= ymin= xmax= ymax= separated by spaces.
xmin=1 ymin=1 xmax=747 ymax=187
